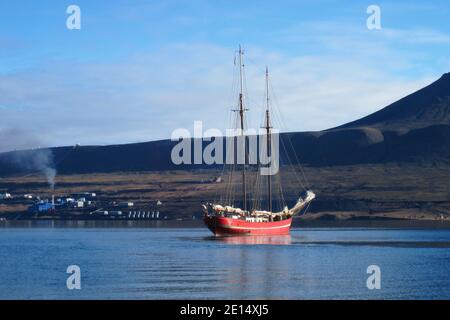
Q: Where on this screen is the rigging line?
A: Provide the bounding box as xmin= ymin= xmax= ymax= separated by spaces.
xmin=214 ymin=59 xmax=239 ymax=204
xmin=224 ymin=163 xmax=231 ymax=204
xmin=251 ymin=169 xmax=256 ymax=210
xmin=243 ymin=55 xmax=269 ymax=78
xmin=302 ymin=201 xmax=312 ymax=216
xmin=227 ymin=115 xmax=239 ymax=207
xmin=242 ymin=66 xmax=253 ymax=129
xmin=222 ymin=116 xmax=234 ymax=204
xmin=270 ymin=82 xmax=309 ymax=188
xmin=274 ymin=112 xmax=307 ymax=192
xmin=225 ymin=58 xmax=243 ymax=206
xmin=226 ymin=165 xmax=233 ymax=205
xmin=226 ymin=124 xmax=238 ymax=205
xmin=269 ymin=79 xmax=311 ymax=189
xmin=278 ymin=172 xmax=286 ymax=208
xmin=215 ymin=110 xmax=233 ymax=201
xmin=242 ymin=55 xmax=273 ymax=130
xmin=272 ymin=170 xmax=283 ymax=211
xmin=253 ymin=163 xmax=262 ymax=210
xmin=226 ymin=162 xmax=234 ymax=204
xmin=273 ymin=99 xmax=306 ymax=190
xmin=229 ymin=143 xmax=237 ymax=205
xmin=265 ymin=79 xmax=305 ymax=191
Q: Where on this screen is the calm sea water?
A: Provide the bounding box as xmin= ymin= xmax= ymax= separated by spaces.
xmin=1 ymin=221 xmax=450 ymax=299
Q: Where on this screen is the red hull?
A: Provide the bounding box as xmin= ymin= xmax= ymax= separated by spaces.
xmin=203 ymin=215 xmax=292 ymax=236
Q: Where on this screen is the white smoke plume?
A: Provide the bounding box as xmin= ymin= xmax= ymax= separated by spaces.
xmin=0 ymin=128 xmax=57 ymax=188
xmin=3 ymin=148 xmax=57 ymax=189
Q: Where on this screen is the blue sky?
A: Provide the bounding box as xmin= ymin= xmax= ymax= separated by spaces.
xmin=1 ymin=0 xmax=450 ymax=151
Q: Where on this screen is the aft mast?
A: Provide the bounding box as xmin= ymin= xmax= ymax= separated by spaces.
xmin=238 ymin=45 xmax=248 ymax=212
xmin=265 ymin=66 xmax=272 ymax=213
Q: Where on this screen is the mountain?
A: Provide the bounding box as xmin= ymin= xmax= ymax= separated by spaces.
xmin=286 ymin=72 xmax=450 ymax=165
xmin=2 ymin=72 xmax=450 ymax=175
xmin=337 ymin=72 xmax=450 ymax=131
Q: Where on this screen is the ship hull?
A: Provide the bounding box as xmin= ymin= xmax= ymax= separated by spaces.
xmin=203 ymin=215 xmax=292 ymax=236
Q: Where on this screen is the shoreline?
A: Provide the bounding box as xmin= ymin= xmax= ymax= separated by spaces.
xmin=1 ymin=209 xmax=448 ymax=222
xmin=1 ymin=209 xmax=449 ymax=223
xmin=2 ymin=218 xmax=450 ymax=229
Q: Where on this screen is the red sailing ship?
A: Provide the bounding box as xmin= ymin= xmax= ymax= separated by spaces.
xmin=203 ymin=46 xmax=315 ymax=236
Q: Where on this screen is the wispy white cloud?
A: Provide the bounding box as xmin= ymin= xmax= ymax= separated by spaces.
xmin=381 ymin=28 xmax=450 ymax=44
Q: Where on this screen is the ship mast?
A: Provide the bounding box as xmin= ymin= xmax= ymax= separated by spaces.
xmin=265 ymin=66 xmax=272 ymax=213
xmin=238 ymin=46 xmax=247 ymax=212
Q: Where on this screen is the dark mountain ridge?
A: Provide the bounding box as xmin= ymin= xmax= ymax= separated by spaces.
xmin=2 ymin=72 xmax=450 ymax=175
xmin=336 ymin=72 xmax=450 ymax=131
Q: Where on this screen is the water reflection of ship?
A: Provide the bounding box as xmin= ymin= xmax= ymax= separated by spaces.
xmin=214 ymin=235 xmax=292 ymax=245
xmin=210 ymin=235 xmax=292 ymax=299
